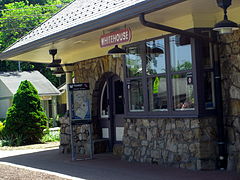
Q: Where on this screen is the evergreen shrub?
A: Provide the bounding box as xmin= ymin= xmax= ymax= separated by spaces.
xmin=4 ymin=80 xmax=47 ymax=145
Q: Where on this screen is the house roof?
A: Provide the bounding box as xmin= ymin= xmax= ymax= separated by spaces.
xmin=0 ymin=71 xmax=60 ymax=96
xmin=0 ymin=0 xmax=184 ymax=60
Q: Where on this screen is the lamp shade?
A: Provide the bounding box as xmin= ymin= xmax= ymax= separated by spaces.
xmin=213 ymin=0 xmax=239 ymax=34
xmin=46 ymin=59 xmax=61 ymax=70
xmin=108 ymin=45 xmax=126 ymax=55
xmin=151 ymin=47 xmax=164 ymax=54
xmin=52 ymin=66 xmax=65 ymax=77
xmin=213 ymin=19 xmax=239 ymax=34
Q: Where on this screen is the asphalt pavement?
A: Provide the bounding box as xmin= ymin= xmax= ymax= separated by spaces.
xmin=0 ymin=148 xmax=240 ymax=180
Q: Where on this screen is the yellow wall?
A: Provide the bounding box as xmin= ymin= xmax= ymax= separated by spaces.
xmin=58 ymin=91 xmax=67 ymax=105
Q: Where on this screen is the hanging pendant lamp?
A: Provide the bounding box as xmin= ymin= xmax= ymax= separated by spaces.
xmin=108 ymin=45 xmax=126 ymax=58
xmin=52 ymin=66 xmax=65 ymax=77
xmin=47 ymin=49 xmax=62 ymax=71
xmin=213 ymin=0 xmax=239 ymax=34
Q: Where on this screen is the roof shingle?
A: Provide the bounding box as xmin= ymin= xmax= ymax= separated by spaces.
xmin=6 ymin=0 xmax=146 ymax=52
xmin=0 ymin=71 xmax=60 ymax=96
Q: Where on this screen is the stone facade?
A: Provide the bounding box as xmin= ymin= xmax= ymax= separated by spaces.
xmin=59 ymin=54 xmax=219 ymax=170
xmin=59 ymin=114 xmax=91 ymax=156
xmin=122 ymin=117 xmax=217 ymax=170
xmin=219 ymin=30 xmax=240 ymax=172
xmin=59 ymin=55 xmax=123 ymax=154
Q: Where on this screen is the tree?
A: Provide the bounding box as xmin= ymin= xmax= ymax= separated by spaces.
xmin=0 ymin=0 xmax=72 ymax=87
xmin=4 ymin=80 xmax=47 ymax=145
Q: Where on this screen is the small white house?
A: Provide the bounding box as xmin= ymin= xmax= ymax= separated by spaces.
xmin=0 ymin=71 xmax=60 ymax=119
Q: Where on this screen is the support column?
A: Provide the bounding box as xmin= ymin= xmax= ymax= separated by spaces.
xmin=52 ymin=96 xmax=57 ymax=127
xmin=65 ymin=72 xmax=73 ymax=111
xmin=62 ymin=64 xmax=74 ymax=112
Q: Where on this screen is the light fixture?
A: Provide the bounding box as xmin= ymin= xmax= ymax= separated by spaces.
xmin=213 ymin=0 xmax=239 ymax=34
xmin=146 ymin=46 xmax=164 ymax=58
xmin=108 ymin=45 xmax=126 ymax=58
xmin=146 ymin=41 xmax=164 ymax=58
xmin=52 ymin=66 xmax=65 ymax=77
xmin=47 ymin=49 xmax=62 ymax=71
xmin=151 ymin=47 xmax=164 ymax=54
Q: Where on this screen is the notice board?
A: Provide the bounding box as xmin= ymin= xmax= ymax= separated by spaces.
xmin=68 ymin=83 xmax=91 ymax=124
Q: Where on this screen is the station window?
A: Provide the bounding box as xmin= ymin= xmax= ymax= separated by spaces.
xmin=124 ymin=30 xmax=216 ymax=117
xmin=146 ymin=39 xmax=168 ymax=111
xmin=169 ymin=35 xmax=194 ymax=111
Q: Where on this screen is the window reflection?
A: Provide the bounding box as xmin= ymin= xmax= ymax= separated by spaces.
xmin=126 ymin=46 xmax=142 ymax=77
xmin=172 ymin=73 xmax=194 ymax=110
xmin=170 ymin=35 xmax=192 ymax=71
xmin=148 ymin=76 xmax=167 ymax=111
xmin=201 ymin=31 xmax=213 ymax=68
xmin=128 ymin=80 xmax=144 ymax=111
xmin=146 ymin=39 xmax=166 ymax=75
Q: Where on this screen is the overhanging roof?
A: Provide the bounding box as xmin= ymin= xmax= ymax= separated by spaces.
xmin=0 ymin=71 xmax=60 ymax=96
xmin=0 ymin=0 xmax=185 ymax=61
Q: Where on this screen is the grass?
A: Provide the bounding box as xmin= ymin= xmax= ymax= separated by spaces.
xmin=41 ymin=130 xmax=60 ymax=143
xmin=41 ymin=131 xmax=60 ymax=143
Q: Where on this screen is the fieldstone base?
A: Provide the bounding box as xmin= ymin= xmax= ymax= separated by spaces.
xmin=122 ymin=117 xmax=217 ymax=170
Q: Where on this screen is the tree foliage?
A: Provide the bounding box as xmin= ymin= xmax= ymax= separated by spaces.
xmin=4 ymin=80 xmax=48 ymax=145
xmin=0 ymin=0 xmax=72 ymax=87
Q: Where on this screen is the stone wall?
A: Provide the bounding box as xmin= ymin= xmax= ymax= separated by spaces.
xmin=59 ymin=114 xmax=91 ymax=156
xmin=59 ymin=55 xmax=123 ymax=154
xmin=59 ymin=53 xmax=219 ymax=170
xmin=122 ymin=117 xmax=217 ymax=170
xmin=219 ymin=30 xmax=240 ymax=172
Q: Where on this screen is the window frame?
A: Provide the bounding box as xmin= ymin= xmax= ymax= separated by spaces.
xmin=123 ymin=29 xmax=217 ymax=118
xmin=193 ymin=28 xmax=217 ymax=116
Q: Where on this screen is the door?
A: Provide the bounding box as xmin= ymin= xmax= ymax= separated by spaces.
xmin=99 ymin=75 xmax=124 ymax=151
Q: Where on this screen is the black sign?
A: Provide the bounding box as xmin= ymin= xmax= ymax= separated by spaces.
xmin=187 ymin=73 xmax=193 ymax=85
xmin=68 ymin=83 xmax=90 ymax=91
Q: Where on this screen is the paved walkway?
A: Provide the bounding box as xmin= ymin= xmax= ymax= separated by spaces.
xmin=0 ymin=148 xmax=240 ymax=180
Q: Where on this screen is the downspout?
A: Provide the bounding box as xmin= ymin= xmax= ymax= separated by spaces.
xmin=213 ymin=44 xmax=227 ymax=170
xmin=139 ymin=13 xmax=226 ymax=169
xmin=139 ymin=13 xmax=216 ymax=43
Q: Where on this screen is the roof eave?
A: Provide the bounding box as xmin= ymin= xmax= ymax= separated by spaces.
xmin=39 ymin=93 xmax=60 ymax=96
xmin=0 ymin=0 xmax=185 ymax=60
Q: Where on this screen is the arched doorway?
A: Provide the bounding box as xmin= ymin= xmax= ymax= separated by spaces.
xmin=97 ymin=73 xmax=124 ymax=152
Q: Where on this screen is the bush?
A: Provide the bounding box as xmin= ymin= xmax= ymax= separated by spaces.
xmin=0 ymin=118 xmax=5 ymax=123
xmin=4 ymin=80 xmax=47 ymax=146
xmin=0 ymin=122 xmax=4 ymax=139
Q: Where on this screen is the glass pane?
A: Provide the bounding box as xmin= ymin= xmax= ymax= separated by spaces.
xmin=172 ymin=73 xmax=195 ymax=110
xmin=128 ymin=80 xmax=144 ymax=111
xmin=125 ymin=46 xmax=142 ymax=77
xmin=170 ymin=35 xmax=192 ymax=72
xmin=148 ymin=76 xmax=167 ymax=111
xmin=146 ymin=39 xmax=166 ymax=75
xmin=204 ymin=72 xmax=215 ymax=109
xmin=201 ymin=31 xmax=212 ymax=68
xmin=101 ymin=82 xmax=109 ymax=118
xmin=114 ymin=80 xmax=124 ymax=114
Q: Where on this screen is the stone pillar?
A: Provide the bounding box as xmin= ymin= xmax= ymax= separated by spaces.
xmin=218 ymin=30 xmax=240 ymax=172
xmin=60 ymin=65 xmax=74 ymax=153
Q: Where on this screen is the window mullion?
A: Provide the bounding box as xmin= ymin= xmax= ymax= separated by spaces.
xmin=165 ymin=36 xmax=173 ymax=113
xmin=141 ymin=43 xmax=149 ymax=113
xmin=191 ymin=37 xmax=201 ymax=114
